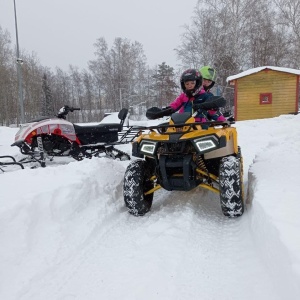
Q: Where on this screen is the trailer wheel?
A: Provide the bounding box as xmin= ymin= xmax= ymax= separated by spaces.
xmin=123 ymin=160 xmax=154 ymax=216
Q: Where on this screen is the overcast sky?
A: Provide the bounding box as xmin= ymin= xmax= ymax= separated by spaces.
xmin=1 ymin=0 xmax=198 ymax=71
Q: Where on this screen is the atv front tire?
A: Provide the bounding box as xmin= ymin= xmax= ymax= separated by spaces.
xmin=123 ymin=160 xmax=154 ymax=216
xmin=219 ymin=155 xmax=244 ymax=217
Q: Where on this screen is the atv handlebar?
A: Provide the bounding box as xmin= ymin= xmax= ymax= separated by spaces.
xmin=146 ymin=97 xmax=227 ymax=120
xmin=192 ymin=96 xmax=226 ymax=111
xmin=146 ymin=107 xmax=174 ymax=120
xmin=57 ymin=105 xmax=81 ymax=119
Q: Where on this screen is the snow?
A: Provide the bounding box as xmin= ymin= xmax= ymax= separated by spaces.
xmin=227 ymin=66 xmax=300 ymax=82
xmin=1 ymin=114 xmax=300 ymax=299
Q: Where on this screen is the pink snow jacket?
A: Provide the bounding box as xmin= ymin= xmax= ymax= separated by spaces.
xmin=169 ymin=88 xmax=225 ymax=122
xmin=169 ymin=89 xmax=206 ymax=113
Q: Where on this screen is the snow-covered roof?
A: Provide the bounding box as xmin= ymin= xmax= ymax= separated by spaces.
xmin=227 ymin=66 xmax=300 ymax=82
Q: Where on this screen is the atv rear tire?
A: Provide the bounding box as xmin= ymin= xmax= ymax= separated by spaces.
xmin=123 ymin=160 xmax=154 ymax=216
xmin=219 ymin=155 xmax=244 ymax=217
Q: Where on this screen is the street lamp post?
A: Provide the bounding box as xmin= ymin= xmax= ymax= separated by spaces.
xmin=13 ymin=0 xmax=25 ymax=124
xmin=119 ymin=88 xmax=123 ymax=109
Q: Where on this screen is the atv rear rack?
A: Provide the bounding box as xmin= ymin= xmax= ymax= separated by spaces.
xmin=132 ymin=120 xmax=232 ymax=134
xmin=117 ymin=125 xmax=143 ymax=143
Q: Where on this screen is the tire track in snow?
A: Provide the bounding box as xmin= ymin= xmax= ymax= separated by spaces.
xmin=8 ymin=157 xmax=300 ymax=300
xmin=17 ymin=184 xmax=287 ymax=300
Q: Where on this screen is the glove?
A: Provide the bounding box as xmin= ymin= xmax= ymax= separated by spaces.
xmin=146 ymin=107 xmax=174 ymax=120
xmin=146 ymin=107 xmax=162 ymax=119
xmin=162 ymin=106 xmax=175 ymax=117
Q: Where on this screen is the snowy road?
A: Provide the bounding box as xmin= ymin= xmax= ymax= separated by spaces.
xmin=4 ymin=171 xmax=296 ymax=300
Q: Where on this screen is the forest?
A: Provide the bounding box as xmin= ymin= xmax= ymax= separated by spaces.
xmin=0 ymin=0 xmax=299 ymax=125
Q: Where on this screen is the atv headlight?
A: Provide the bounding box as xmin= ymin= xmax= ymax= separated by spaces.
xmin=140 ymin=141 xmax=157 ymax=155
xmin=194 ymin=136 xmax=218 ymax=153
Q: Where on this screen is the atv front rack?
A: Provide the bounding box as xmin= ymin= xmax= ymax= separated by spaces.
xmin=0 ymin=155 xmax=24 ymax=172
xmin=133 ymin=120 xmax=232 ymax=134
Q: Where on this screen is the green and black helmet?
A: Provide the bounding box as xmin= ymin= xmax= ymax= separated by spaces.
xmin=199 ymin=66 xmax=216 ymax=91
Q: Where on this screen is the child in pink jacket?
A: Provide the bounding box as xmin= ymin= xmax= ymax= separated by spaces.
xmin=169 ymin=69 xmax=225 ymax=122
xmin=146 ymin=69 xmax=226 ymax=121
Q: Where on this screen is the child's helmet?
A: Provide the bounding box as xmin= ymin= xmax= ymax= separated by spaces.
xmin=199 ymin=66 xmax=216 ymax=91
xmin=180 ymin=69 xmax=202 ymax=93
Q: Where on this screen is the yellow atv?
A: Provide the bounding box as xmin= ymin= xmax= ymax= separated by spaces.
xmin=123 ymin=97 xmax=244 ymax=218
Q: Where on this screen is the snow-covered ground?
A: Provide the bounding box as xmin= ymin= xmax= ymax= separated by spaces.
xmin=1 ymin=114 xmax=300 ymax=300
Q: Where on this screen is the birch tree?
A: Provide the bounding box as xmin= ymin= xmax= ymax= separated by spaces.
xmin=41 ymin=73 xmax=54 ymax=116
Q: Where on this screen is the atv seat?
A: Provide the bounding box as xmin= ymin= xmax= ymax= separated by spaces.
xmin=171 ymin=113 xmax=191 ymax=124
xmin=73 ymin=108 xmax=129 ymax=145
xmin=73 ymin=123 xmax=122 ymax=134
xmin=73 ymin=123 xmax=122 ymax=144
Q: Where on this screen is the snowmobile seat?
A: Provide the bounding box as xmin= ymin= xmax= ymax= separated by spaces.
xmin=73 ymin=123 xmax=121 ymax=144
